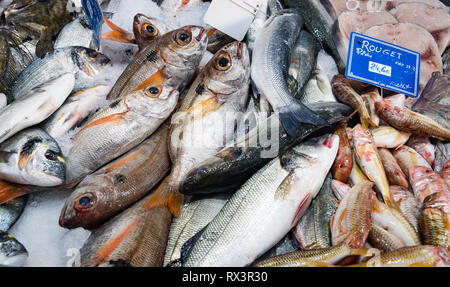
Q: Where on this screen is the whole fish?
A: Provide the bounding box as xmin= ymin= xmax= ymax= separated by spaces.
xmin=331 ymin=75 xmax=377 ymax=128
xmin=421 ymin=190 xmax=450 ymax=247
xmin=81 ymin=0 xmax=103 ymax=50
xmin=106 ymin=26 xmax=206 ymax=100
xmin=181 ymin=102 xmax=352 ymax=196
xmin=409 ymin=166 xmax=449 ymax=204
xmin=393 ymin=146 xmax=432 ymax=181
xmin=163 ymin=194 xmax=229 ymax=267
xmin=42 ymin=85 xmax=111 ymax=139
xmin=406 ymin=135 xmax=435 ymax=167
xmin=443 ymin=161 xmax=450 ymax=187
xmin=375 ymin=97 xmax=450 ymax=141
xmin=391 ymin=185 xmax=420 ymax=233
xmin=251 ymin=9 xmax=329 ymax=137
xmin=0 ymin=128 xmax=66 ymax=187
xmin=293 ymin=173 xmax=339 ymax=249
xmin=371 ymin=126 xmax=410 ymax=149
xmin=145 ymin=41 xmax=250 ymax=216
xmin=182 ymin=134 xmax=339 ymax=267
xmin=80 ymin=193 xmax=171 ymax=267
xmin=60 ymin=125 xmax=170 ymax=230
xmin=330 ymin=179 xmax=351 ymax=201
xmin=435 ymin=141 xmax=450 ymax=174
xmin=0 ymin=196 xmax=27 ymax=233
xmin=332 ymin=121 xmax=352 ymax=183
xmin=288 ymin=30 xmax=320 ymax=97
xmin=351 ymin=246 xmax=449 ymax=267
xmin=54 ymin=17 xmax=96 ymax=50
xmin=378 ymin=148 xmax=409 ymax=188
xmin=331 ymin=181 xmax=374 ymax=249
xmin=254 ymin=243 xmax=367 ymax=267
xmin=0 ymin=73 xmax=75 ymax=144
xmin=10 ymin=47 xmax=110 ymax=100
xmin=352 ymin=124 xmax=394 ymax=208
xmin=0 ymin=233 xmax=28 ymax=267
xmin=297 ymin=66 xmax=336 ymax=104
xmin=66 ymin=26 xmax=207 ymax=184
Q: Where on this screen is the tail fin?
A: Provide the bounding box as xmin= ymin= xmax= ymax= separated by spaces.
xmin=278 ymin=101 xmax=330 ymax=136
xmin=143 ymin=177 xmax=184 ymax=217
xmin=0 ymin=181 xmax=29 ymax=204
xmin=101 ymin=17 xmax=135 ymax=44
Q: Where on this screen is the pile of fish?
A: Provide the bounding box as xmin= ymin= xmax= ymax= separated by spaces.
xmin=0 ymin=0 xmax=449 ymax=267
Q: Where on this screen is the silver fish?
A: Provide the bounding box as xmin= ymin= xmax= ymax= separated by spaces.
xmin=0 ymin=232 xmax=27 ymax=267
xmin=54 ymin=17 xmax=96 ymax=50
xmin=0 ymin=196 xmax=27 ymax=233
xmin=297 ymin=66 xmax=336 ymax=104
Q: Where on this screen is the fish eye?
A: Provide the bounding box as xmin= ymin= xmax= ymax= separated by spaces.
xmin=87 ymin=49 xmax=99 ymax=57
xmin=45 ymin=150 xmax=57 ymax=161
xmin=425 ymin=169 xmax=430 ymax=173
xmin=145 ymin=86 xmax=161 ymax=97
xmin=176 ymin=30 xmax=192 ymax=45
xmin=144 ymin=24 xmax=157 ymax=36
xmin=215 ymin=53 xmax=231 ymax=71
xmin=75 ymin=194 xmax=95 ymax=211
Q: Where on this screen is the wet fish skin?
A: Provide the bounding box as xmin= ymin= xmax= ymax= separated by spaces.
xmin=0 ymin=196 xmax=27 ymax=233
xmin=375 ymin=97 xmax=450 ymax=141
xmin=0 ymin=73 xmax=75 ymax=144
xmin=107 ymin=25 xmax=207 ymax=100
xmin=182 ymin=134 xmax=339 ymax=267
xmin=406 ymin=136 xmax=435 ymax=167
xmin=60 ymin=125 xmax=170 ymax=230
xmin=163 ymin=194 xmax=229 ymax=267
xmin=392 ymin=145 xmax=432 ymax=181
xmin=330 ymin=179 xmax=351 ymax=201
xmin=297 ymin=66 xmax=336 ymax=104
xmin=390 ymin=185 xmax=420 ymax=233
xmin=371 ymin=126 xmax=411 ymax=149
xmin=409 ymin=166 xmax=449 ymax=204
xmin=349 ymin=152 xmax=368 ymax=186
xmin=378 ymin=148 xmax=409 ymax=189
xmin=42 ymin=84 xmax=111 ymax=139
xmin=10 ymin=46 xmax=111 ymax=100
xmin=54 ymin=16 xmax=96 ymax=50
xmin=133 ymin=14 xmax=168 ymax=51
xmin=420 ymin=190 xmax=450 ymax=247
xmin=181 ymin=102 xmax=352 ymax=196
xmin=434 ymin=141 xmax=450 ymax=174
xmin=0 ymin=128 xmax=66 ymax=187
xmin=332 ymin=121 xmax=352 ymax=183
xmin=251 ymin=9 xmax=329 ymax=137
xmin=0 ymin=232 xmax=28 ymax=267
xmin=368 ymin=224 xmax=406 ymax=252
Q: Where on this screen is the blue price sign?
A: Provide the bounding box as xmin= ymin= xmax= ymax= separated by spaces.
xmin=345 ymin=32 xmax=421 ymax=98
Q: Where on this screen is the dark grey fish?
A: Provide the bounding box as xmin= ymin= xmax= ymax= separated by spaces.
xmin=0 ymin=232 xmax=28 ymax=267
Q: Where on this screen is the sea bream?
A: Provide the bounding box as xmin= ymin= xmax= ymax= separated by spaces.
xmin=182 ymin=134 xmax=339 ymax=267
xmin=0 ymin=196 xmax=27 ymax=233
xmin=0 ymin=233 xmax=28 ymax=267
xmin=65 ymin=26 xmax=207 ymax=184
xmin=251 ymin=9 xmax=329 ymax=137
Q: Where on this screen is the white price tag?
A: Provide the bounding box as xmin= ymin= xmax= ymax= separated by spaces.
xmin=204 ymin=0 xmax=263 ymax=41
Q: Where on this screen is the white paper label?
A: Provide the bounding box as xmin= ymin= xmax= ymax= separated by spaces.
xmin=368 ymin=61 xmax=392 ymax=77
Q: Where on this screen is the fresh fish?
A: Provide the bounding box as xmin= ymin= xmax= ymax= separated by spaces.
xmin=412 ymin=72 xmax=449 ymax=130
xmin=0 ymin=93 xmax=6 ymax=109
xmin=368 ymin=224 xmax=406 ymax=252
xmin=332 ymin=121 xmax=352 ymax=183
xmin=0 ymin=128 xmax=66 ymax=187
xmin=385 ymin=93 xmax=406 ymax=108
xmin=42 ymin=85 xmax=111 ymax=140
xmin=351 ymin=246 xmax=449 ymax=267
xmin=352 ymin=124 xmax=394 ymax=208
xmin=107 ymin=26 xmax=206 ymax=100
xmin=254 ymin=243 xmax=367 ymax=267
xmin=145 ymin=41 xmax=250 ymax=217
xmin=82 ymin=0 xmax=104 ymax=50
xmin=206 ymin=29 xmax=234 ymax=55
xmin=331 ymin=181 xmax=374 ymax=249
xmin=421 ymin=190 xmax=450 ymax=247
xmin=285 ymin=0 xmax=345 ymax=72
xmin=181 ymin=102 xmax=352 ymax=196
xmin=297 ymin=66 xmax=336 ymax=104
xmin=349 ymin=152 xmax=368 ymax=186
xmin=0 ymin=73 xmax=75 ymax=144
xmin=331 ymin=74 xmax=377 ymax=128
xmin=361 ymin=87 xmax=381 ymax=127
xmin=406 ymin=136 xmax=435 ymax=167
xmin=54 ymin=17 xmax=96 ymax=50
xmin=251 ymin=9 xmax=329 ymax=137
xmin=409 ymin=166 xmax=449 ymax=204
xmin=0 ymin=196 xmax=27 ymax=233
xmin=371 ymin=198 xmax=421 ymax=247
xmin=164 ymin=194 xmax=229 ymax=267
xmin=370 ymin=126 xmax=410 ymax=149
xmin=268 ymin=0 xmax=286 ymax=14
xmin=60 ymin=125 xmax=170 ymax=230
xmin=435 ymin=141 xmax=450 ymax=174
xmin=391 ymin=185 xmax=420 ymax=233
xmin=330 ymin=179 xmax=351 ymax=200
xmin=80 ymin=193 xmax=172 ymax=267
xmin=293 ymin=173 xmax=339 ymax=249
xmin=10 ymin=47 xmax=110 ymax=100
xmin=288 ymin=30 xmax=320 ymax=97
xmin=443 ymin=161 xmax=450 ymax=187
xmin=246 ymin=0 xmax=268 ymax=57
xmin=392 ymin=146 xmax=432 ymax=181
xmin=182 ymin=134 xmax=339 ymax=267
xmin=378 ymin=148 xmax=409 ymax=188
xmin=66 ymin=26 xmax=207 ymax=184
xmin=0 ymin=233 xmax=28 ymax=267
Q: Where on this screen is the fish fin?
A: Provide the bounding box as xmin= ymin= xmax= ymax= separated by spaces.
xmin=178 ymin=226 xmax=207 ymax=265
xmin=0 ymin=181 xmax=29 ymax=205
xmin=101 ymin=17 xmax=135 ymax=44
xmin=132 ymin=68 xmax=166 ymax=92
xmin=143 ymin=178 xmax=184 ymax=217
xmin=185 ymin=96 xmax=221 ymax=117
xmin=82 ymin=0 xmax=104 ymax=49
xmin=278 ymin=101 xmax=329 ymax=136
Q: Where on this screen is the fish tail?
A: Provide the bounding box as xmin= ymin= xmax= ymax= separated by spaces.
xmin=143 ymin=178 xmax=184 ymax=217
xmin=0 ymin=181 xmax=28 ymax=204
xmin=278 ymin=101 xmax=329 ymax=136
xmin=101 ymin=17 xmax=135 ymax=44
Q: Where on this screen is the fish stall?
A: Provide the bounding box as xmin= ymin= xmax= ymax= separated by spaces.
xmin=0 ymin=0 xmax=449 ymax=268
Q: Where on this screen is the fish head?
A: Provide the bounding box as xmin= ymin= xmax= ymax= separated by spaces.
xmin=73 ymin=47 xmax=111 ymax=77
xmin=431 ymin=246 xmax=450 ymax=267
xmin=351 ymin=124 xmax=373 ymax=148
xmin=21 ymin=139 xmax=66 ymax=187
xmin=0 ymin=233 xmax=28 ymax=267
xmin=159 ymin=25 xmax=208 ymax=69
xmin=203 ymin=41 xmax=251 ymax=97
xmin=408 ymin=165 xmax=437 ymax=188
xmin=375 ymin=99 xmax=405 ymax=122
xmin=133 ymin=14 xmax=168 ymax=46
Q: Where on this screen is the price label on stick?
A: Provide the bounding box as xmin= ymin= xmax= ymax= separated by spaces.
xmin=345 ymin=32 xmax=421 ymax=98
xmin=204 ymin=0 xmax=263 ymax=41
